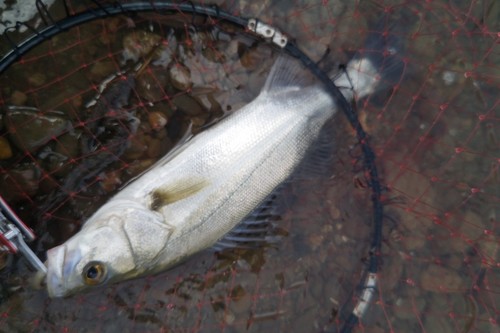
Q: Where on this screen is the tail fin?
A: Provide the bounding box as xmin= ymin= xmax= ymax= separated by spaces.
xmin=335 ymin=22 xmax=406 ymax=100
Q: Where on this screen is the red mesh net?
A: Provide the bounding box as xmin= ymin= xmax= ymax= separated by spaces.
xmin=0 ymin=0 xmax=498 ymax=332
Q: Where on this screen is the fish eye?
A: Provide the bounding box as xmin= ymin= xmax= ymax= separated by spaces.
xmin=82 ymin=261 xmax=107 ymax=285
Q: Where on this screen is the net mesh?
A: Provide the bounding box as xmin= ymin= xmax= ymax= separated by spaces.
xmin=0 ymin=0 xmax=498 ymax=332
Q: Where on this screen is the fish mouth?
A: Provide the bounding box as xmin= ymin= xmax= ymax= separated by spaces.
xmin=45 ymin=244 xmax=74 ymax=297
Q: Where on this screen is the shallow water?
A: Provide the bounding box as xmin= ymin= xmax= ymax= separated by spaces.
xmin=0 ymin=0 xmax=498 ymax=332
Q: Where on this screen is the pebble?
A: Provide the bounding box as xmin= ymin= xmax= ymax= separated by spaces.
xmin=5 ymin=107 xmax=70 ymax=152
xmin=169 ymin=64 xmax=193 ymax=91
xmin=123 ymin=130 xmax=148 ymax=160
xmin=380 ymin=247 xmax=404 ymax=292
xmin=172 ymin=94 xmax=204 ymax=116
xmin=124 ymin=159 xmax=156 ymax=178
xmin=239 ymin=46 xmax=266 ymax=71
xmin=27 ymin=72 xmax=46 ymax=87
xmin=136 ymin=67 xmax=169 ymax=102
xmin=55 ymin=131 xmax=81 ymax=159
xmin=422 ymin=314 xmax=455 ymax=333
xmin=146 ymin=137 xmax=163 ymax=159
xmin=90 ymin=60 xmax=116 ymax=81
xmin=0 ymin=164 xmax=40 ymax=202
xmin=100 ymin=170 xmax=123 ymax=193
xmin=10 ymin=90 xmax=27 ymax=105
xmin=230 ymin=291 xmax=252 ymax=315
xmin=394 ymin=295 xmax=426 ymax=320
xmin=459 ymin=210 xmax=485 ymax=240
xmin=223 ymin=309 xmax=235 ymax=325
xmin=420 ymin=264 xmax=466 ymax=293
xmin=122 ymin=30 xmax=162 ymax=63
xmin=0 ymin=251 xmax=9 ymax=271
xmin=147 ymin=112 xmax=168 ymax=131
xmin=0 ymin=136 xmax=13 ymax=159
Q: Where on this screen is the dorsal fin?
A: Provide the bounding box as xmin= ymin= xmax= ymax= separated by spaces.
xmin=260 ymin=54 xmax=316 ymax=96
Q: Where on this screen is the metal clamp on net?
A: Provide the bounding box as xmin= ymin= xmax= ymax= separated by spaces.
xmin=247 ymin=19 xmax=288 ymax=48
xmin=0 ymin=196 xmax=47 ymax=274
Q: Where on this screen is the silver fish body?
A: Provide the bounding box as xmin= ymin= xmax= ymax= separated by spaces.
xmin=45 ymin=49 xmax=392 ymax=297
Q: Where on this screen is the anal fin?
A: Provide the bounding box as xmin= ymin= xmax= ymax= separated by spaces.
xmin=213 ymin=189 xmax=289 ymax=251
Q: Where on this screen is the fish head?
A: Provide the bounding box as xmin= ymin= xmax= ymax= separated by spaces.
xmin=46 ymin=201 xmax=171 ymax=297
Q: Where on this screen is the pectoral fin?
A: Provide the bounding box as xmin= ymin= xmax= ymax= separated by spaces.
xmin=149 ymin=178 xmax=209 ymax=211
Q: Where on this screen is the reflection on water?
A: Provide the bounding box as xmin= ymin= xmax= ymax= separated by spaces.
xmin=0 ymin=0 xmax=498 ymax=332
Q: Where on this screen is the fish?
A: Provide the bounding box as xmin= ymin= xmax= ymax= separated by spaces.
xmin=43 ymin=29 xmax=404 ymax=297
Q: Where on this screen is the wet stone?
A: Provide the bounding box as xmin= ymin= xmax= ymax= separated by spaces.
xmin=230 ymin=291 xmax=252 ymax=315
xmin=146 ymin=137 xmax=164 ymax=159
xmin=10 ymin=90 xmax=27 ymax=106
xmin=169 ymin=64 xmax=193 ymax=91
xmin=172 ymin=94 xmax=204 ymax=116
xmin=27 ymin=72 xmax=46 ymax=87
xmin=136 ymin=67 xmax=169 ymax=102
xmin=100 ymin=169 xmax=123 ymax=193
xmin=55 ymin=131 xmax=81 ymax=158
xmin=89 ymin=60 xmax=117 ymax=81
xmin=5 ymin=107 xmax=70 ymax=152
xmin=123 ymin=130 xmax=148 ymax=160
xmin=0 ymin=136 xmax=13 ymax=159
xmin=459 ymin=210 xmax=486 ymax=240
xmin=0 ymin=251 xmax=9 ymax=271
xmin=40 ymin=87 xmax=82 ymax=113
xmin=124 ymin=158 xmax=156 ymax=178
xmin=147 ymin=111 xmax=168 ymax=131
xmin=420 ymin=264 xmax=466 ymax=293
xmin=122 ymin=30 xmax=162 ymax=63
xmin=0 ymin=163 xmax=40 ymax=202
xmin=394 ymin=295 xmax=426 ymax=320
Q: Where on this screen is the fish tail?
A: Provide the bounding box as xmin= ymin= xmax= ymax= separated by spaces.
xmin=336 ymin=20 xmax=407 ymax=100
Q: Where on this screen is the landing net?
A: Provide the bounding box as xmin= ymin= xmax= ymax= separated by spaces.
xmin=0 ymin=1 xmax=498 ymax=332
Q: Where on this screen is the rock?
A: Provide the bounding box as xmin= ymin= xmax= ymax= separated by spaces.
xmin=394 ymin=294 xmax=426 ymax=320
xmin=100 ymin=169 xmax=122 ymax=193
xmin=223 ymin=309 xmax=235 ymax=325
xmin=10 ymin=90 xmax=27 ymax=105
xmin=136 ymin=67 xmax=169 ymax=102
xmin=420 ymin=264 xmax=466 ymax=293
xmin=147 ymin=111 xmax=168 ymax=131
xmin=89 ymin=60 xmax=116 ymax=81
xmin=152 ymin=32 xmax=177 ymax=68
xmin=422 ymin=314 xmax=455 ymax=333
xmin=0 ymin=163 xmax=40 ymax=202
xmin=123 ymin=130 xmax=148 ymax=160
xmin=169 ymin=64 xmax=193 ymax=91
xmin=0 ymin=250 xmax=10 ymax=271
xmin=124 ymin=158 xmax=156 ymax=178
xmin=5 ymin=106 xmax=70 ymax=152
xmin=0 ymin=136 xmax=13 ymax=159
xmin=40 ymin=87 xmax=82 ymax=113
xmin=122 ymin=30 xmax=162 ymax=63
xmin=146 ymin=137 xmax=164 ymax=159
xmin=27 ymin=72 xmax=46 ymax=87
xmin=172 ymin=94 xmax=204 ymax=116
xmin=55 ymin=131 xmax=81 ymax=158
xmin=230 ymin=291 xmax=252 ymax=315
xmin=459 ymin=210 xmax=485 ymax=240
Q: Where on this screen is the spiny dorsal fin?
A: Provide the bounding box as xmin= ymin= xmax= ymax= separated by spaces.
xmin=260 ymin=54 xmax=316 ymax=96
